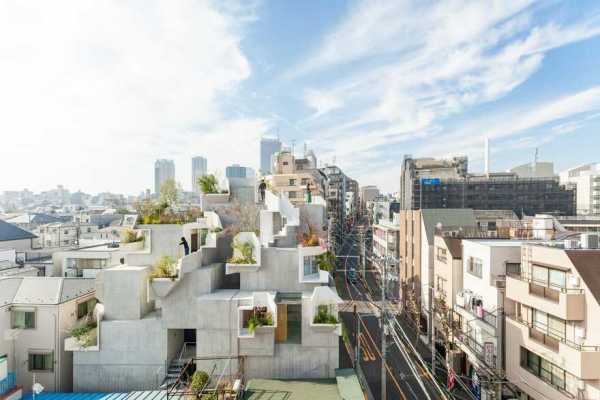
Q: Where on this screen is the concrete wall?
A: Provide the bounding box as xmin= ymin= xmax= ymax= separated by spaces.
xmin=101 ymin=266 xmax=153 ymax=321
xmin=73 ymin=315 xmax=166 ymax=392
xmin=244 ymin=344 xmax=338 ymax=379
xmin=126 ymin=225 xmax=183 ymax=267
xmin=0 ymin=239 xmax=33 ymax=252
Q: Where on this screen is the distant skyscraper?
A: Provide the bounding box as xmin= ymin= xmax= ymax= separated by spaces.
xmin=191 ymin=156 xmax=208 ymax=193
xmin=226 ymin=164 xmax=254 ymax=179
xmin=260 ymin=137 xmax=281 ymax=175
xmin=154 ymin=159 xmax=175 ymax=195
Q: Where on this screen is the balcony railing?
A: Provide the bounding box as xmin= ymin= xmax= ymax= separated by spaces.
xmin=455 ymin=302 xmax=498 ymax=329
xmin=508 ymin=315 xmax=600 ymax=352
xmin=0 ymin=372 xmax=16 ymax=395
xmin=454 ymin=330 xmax=497 ymax=368
xmin=508 ymin=272 xmax=584 ymax=296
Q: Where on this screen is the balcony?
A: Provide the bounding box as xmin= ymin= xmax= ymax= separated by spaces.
xmin=506 ymin=274 xmax=585 ymax=321
xmin=454 ymin=293 xmax=498 ymax=330
xmin=453 ymin=329 xmax=497 ymax=369
xmin=507 ymin=316 xmax=600 ymax=380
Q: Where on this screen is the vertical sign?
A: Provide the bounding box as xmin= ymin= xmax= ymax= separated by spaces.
xmin=484 ymin=341 xmax=495 ymax=367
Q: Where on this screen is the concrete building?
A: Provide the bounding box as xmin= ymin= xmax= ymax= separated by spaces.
xmin=559 ymin=162 xmax=600 ymax=215
xmin=511 ymin=161 xmax=556 ymax=178
xmin=38 ymin=222 xmax=99 ymax=249
xmin=226 ymin=164 xmax=254 ymax=179
xmin=0 ymin=277 xmax=96 ymax=392
xmin=191 ymin=156 xmax=207 ymax=194
xmin=401 ymin=156 xmax=576 ymax=217
xmin=505 ymin=238 xmax=600 ymax=400
xmin=260 ymin=137 xmax=281 ymax=176
xmin=266 ymin=150 xmax=325 ymax=205
xmin=556 ymin=215 xmax=600 ymax=234
xmin=154 ymin=159 xmax=175 ymax=195
xmin=69 ymin=192 xmax=341 ymax=392
xmin=359 ymin=186 xmax=379 ymax=211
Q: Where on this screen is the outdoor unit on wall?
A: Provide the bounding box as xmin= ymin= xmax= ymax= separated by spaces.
xmin=569 ymin=274 xmax=581 ymax=288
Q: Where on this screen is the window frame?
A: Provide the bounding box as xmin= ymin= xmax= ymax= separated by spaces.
xmin=11 ymin=309 xmax=36 ymax=329
xmin=28 ymin=351 xmax=54 ymax=372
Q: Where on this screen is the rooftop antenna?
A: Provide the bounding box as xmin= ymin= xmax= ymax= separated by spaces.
xmin=304 ymin=142 xmax=307 ymax=156
xmin=533 ymin=147 xmax=539 ymax=176
xmin=484 ymin=137 xmax=490 ymax=175
xmin=291 ymin=139 xmax=296 ymax=156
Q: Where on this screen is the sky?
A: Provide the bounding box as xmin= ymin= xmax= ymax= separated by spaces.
xmin=1 ymin=0 xmax=600 ymax=195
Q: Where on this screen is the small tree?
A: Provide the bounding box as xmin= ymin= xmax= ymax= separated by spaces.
xmin=190 ymin=370 xmax=209 ymax=393
xmin=197 ymin=175 xmax=219 ymax=194
xmin=159 ymin=179 xmax=179 ymax=207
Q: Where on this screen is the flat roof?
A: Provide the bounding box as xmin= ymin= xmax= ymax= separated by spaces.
xmin=243 ymin=379 xmax=342 ymax=400
xmin=463 ymin=239 xmax=525 ymax=247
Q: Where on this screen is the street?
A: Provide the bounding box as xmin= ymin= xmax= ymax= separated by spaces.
xmin=335 ymin=225 xmax=446 ymax=400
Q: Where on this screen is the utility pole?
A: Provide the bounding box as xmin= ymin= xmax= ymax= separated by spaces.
xmin=430 ymin=285 xmax=435 ymax=377
xmin=381 ymin=255 xmax=387 ymax=400
xmin=354 ymin=304 xmax=361 ymax=368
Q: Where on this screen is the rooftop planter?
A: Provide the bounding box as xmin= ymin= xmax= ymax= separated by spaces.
xmin=310 ymin=287 xmax=343 ymax=335
xmin=149 ymin=255 xmax=179 ymax=298
xmin=65 ymin=319 xmax=98 ymax=351
xmin=226 ymin=233 xmax=261 ymax=274
xmin=119 ymin=229 xmax=145 ymax=251
xmin=238 ymin=293 xmax=277 ymax=339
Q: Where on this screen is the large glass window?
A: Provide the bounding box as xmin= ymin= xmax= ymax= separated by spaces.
xmin=467 ymin=257 xmax=483 ymax=278
xmin=520 ymin=347 xmax=574 ymax=396
xmin=549 ymin=269 xmax=566 ymax=289
xmin=303 ymin=256 xmax=319 ymax=276
xmin=77 ymin=298 xmax=97 ymax=319
xmin=532 ymin=265 xmax=548 ymax=286
xmin=12 ymin=310 xmax=35 ymax=329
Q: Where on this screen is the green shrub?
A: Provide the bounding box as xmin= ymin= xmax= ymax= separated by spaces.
xmin=121 ymin=229 xmax=144 ymax=244
xmin=149 ymin=255 xmax=176 ymax=280
xmin=316 ymin=251 xmax=335 ymax=272
xmin=228 ymin=239 xmax=256 ymax=264
xmin=70 ymin=320 xmax=98 ymax=347
xmin=190 ymin=370 xmax=209 ymax=393
xmin=313 ymin=305 xmax=338 ymax=324
xmin=247 ymin=306 xmax=273 ymax=333
xmin=198 ymin=175 xmax=219 ymax=194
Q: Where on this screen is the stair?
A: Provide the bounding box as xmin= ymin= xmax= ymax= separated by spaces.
xmin=159 ymin=343 xmax=196 ymax=390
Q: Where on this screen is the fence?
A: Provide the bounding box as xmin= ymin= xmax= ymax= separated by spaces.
xmin=0 ymin=372 xmax=16 ymax=395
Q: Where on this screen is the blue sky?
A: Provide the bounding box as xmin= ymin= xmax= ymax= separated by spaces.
xmin=1 ymin=0 xmax=600 ymax=194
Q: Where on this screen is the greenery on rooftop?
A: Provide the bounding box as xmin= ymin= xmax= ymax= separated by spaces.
xmin=247 ymin=306 xmax=273 ymax=333
xmin=149 ymin=255 xmax=177 ymax=280
xmin=70 ymin=319 xmax=97 ymax=347
xmin=197 ymin=174 xmax=219 ymax=194
xmin=134 ymin=198 xmax=202 ymax=225
xmin=121 ymin=228 xmax=144 ymax=244
xmin=316 ymin=251 xmax=335 ymax=272
xmin=313 ymin=305 xmax=338 ymax=325
xmin=228 ymin=239 xmax=256 ymax=264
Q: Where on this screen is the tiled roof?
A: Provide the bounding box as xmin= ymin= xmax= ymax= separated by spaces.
xmin=1 ymin=277 xmax=95 ymax=305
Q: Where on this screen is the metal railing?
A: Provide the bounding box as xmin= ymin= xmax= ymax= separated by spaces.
xmin=0 ymin=372 xmax=16 ymax=395
xmin=507 ymin=272 xmax=585 ymax=295
xmin=453 ymin=330 xmax=497 ymax=369
xmin=455 ymin=303 xmax=498 ymax=329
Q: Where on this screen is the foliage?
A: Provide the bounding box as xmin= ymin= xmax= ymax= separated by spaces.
xmin=301 ymin=232 xmax=320 ymax=246
xmin=197 ymin=174 xmax=219 ymax=194
xmin=70 ymin=320 xmax=97 ymax=347
xmin=121 ymin=229 xmax=144 ymax=244
xmin=135 ymin=199 xmax=202 ymax=225
xmin=190 ymin=370 xmax=209 ymax=393
xmin=313 ymin=305 xmax=338 ymax=324
xmin=210 ymin=227 xmax=223 ymax=233
xmin=247 ymin=306 xmax=273 ymax=333
xmin=297 ymin=212 xmax=325 ymax=246
xmin=315 ymin=251 xmax=335 ymax=272
xmin=222 ymin=201 xmax=260 ymax=236
xmin=159 ymin=179 xmax=179 ymax=206
xmin=149 ymin=255 xmax=177 ymax=280
xmin=116 ymin=207 xmax=130 ymax=214
xmin=228 ymin=239 xmax=256 ymax=264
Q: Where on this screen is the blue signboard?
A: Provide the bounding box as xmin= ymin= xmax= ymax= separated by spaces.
xmin=421 ymin=178 xmax=441 ymax=186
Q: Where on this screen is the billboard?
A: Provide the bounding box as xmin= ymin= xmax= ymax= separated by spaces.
xmin=421 ymin=178 xmax=441 ymax=186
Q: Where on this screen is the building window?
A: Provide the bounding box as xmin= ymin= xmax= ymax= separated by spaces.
xmin=288 ymin=191 xmax=297 ymax=199
xmin=12 ymin=309 xmax=35 ymax=329
xmin=283 ymin=161 xmax=289 ymax=166
xmin=77 ymin=298 xmax=97 ymax=319
xmin=28 ymin=352 xmax=53 ymax=372
xmin=520 ymin=347 xmax=575 ymax=396
xmin=532 ymin=265 xmax=566 ymax=290
xmin=303 ymin=256 xmax=319 ymax=277
xmin=64 ymin=230 xmax=69 ymax=235
xmin=506 ymin=262 xmax=521 ymax=276
xmin=289 ymin=179 xmax=296 ymax=186
xmin=301 ymin=178 xmax=309 ymax=185
xmin=436 ymin=247 xmax=447 ymax=263
xmin=87 ymin=228 xmax=91 ymax=233
xmin=467 ymin=257 xmax=483 ymax=278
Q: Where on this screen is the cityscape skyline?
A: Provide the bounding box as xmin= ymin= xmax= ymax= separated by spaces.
xmin=1 ymin=1 xmax=600 ymax=194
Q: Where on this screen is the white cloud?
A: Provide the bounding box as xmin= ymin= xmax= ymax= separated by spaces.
xmin=291 ymin=0 xmax=600 ymax=191
xmin=0 ymin=1 xmax=263 ymax=194
xmin=303 ymin=89 xmax=343 ymax=119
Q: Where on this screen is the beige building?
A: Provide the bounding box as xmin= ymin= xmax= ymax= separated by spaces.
xmin=265 ymin=150 xmax=324 ymax=205
xmin=505 ymin=242 xmax=600 ymax=400
xmin=0 ymin=277 xmax=96 ymax=392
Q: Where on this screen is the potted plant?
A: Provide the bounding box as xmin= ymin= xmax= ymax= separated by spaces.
xmin=119 ymin=229 xmax=145 ymax=251
xmin=149 ymin=255 xmax=179 ymax=298
xmin=228 ymin=239 xmax=256 ymax=265
xmin=313 ymin=304 xmax=338 ymax=325
xmin=69 ymin=319 xmax=98 ymax=348
xmin=247 ymin=306 xmax=273 ymax=334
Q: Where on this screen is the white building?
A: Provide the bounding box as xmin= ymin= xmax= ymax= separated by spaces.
xmin=560 ymin=163 xmax=600 ymax=215
xmin=0 ymin=277 xmax=96 ymax=392
xmin=510 ymin=161 xmax=555 ymax=178
xmin=69 ymin=192 xmax=341 ymax=392
xmin=38 ymin=222 xmax=99 ymax=249
xmin=0 ymin=220 xmax=37 ymax=252
xmin=191 ymin=156 xmax=208 ymax=194
xmin=154 ymin=159 xmax=175 ymax=195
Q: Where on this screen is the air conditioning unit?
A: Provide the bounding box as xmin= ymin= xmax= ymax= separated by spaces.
xmin=581 ymin=234 xmax=599 ymax=249
xmin=495 ymin=279 xmax=506 ymax=289
xmin=575 ymin=326 xmax=586 ymax=344
xmin=569 ymin=275 xmax=581 ymax=288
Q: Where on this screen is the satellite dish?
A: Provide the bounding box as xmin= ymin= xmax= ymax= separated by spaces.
xmin=33 ymin=382 xmax=44 ymax=394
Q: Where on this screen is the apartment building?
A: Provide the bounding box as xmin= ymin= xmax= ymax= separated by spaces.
xmin=38 ymin=222 xmax=99 ymax=249
xmin=359 ymin=186 xmax=379 ymax=210
xmin=154 ymin=159 xmax=175 ymax=195
xmin=70 ymin=191 xmax=341 ymax=392
xmin=505 ymin=238 xmax=600 ymax=400
xmin=259 ymin=137 xmax=281 ymax=176
xmin=0 ymin=277 xmax=96 ymax=392
xmin=560 ymin=163 xmax=600 ymax=215
xmin=265 ymin=150 xmax=325 ymax=205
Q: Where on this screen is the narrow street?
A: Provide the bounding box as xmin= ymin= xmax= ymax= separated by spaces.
xmin=335 ymin=224 xmax=446 ymax=400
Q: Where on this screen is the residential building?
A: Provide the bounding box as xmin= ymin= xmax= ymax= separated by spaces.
xmin=559 ymin=162 xmax=600 ymax=215
xmin=266 ymin=150 xmax=325 ymax=205
xmin=401 ymin=156 xmax=576 ymax=217
xmin=0 ymin=248 xmax=40 ymax=278
xmin=191 ymin=156 xmax=208 ymax=194
xmin=38 ymin=222 xmax=99 ymax=249
xmin=69 ymin=191 xmax=341 ymax=392
xmin=5 ymin=213 xmax=69 ymax=232
xmin=0 ymin=277 xmax=96 ymax=392
xmin=321 ymin=165 xmax=348 ymax=255
xmin=154 ymin=159 xmax=175 ymax=195
xmin=505 ymin=238 xmax=600 ymax=400
xmin=260 ymin=137 xmax=281 ymax=176
xmin=510 ymin=161 xmax=556 ymax=178
xmin=556 ymin=215 xmax=600 ymax=234
xmin=0 ymin=220 xmax=37 ymax=252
